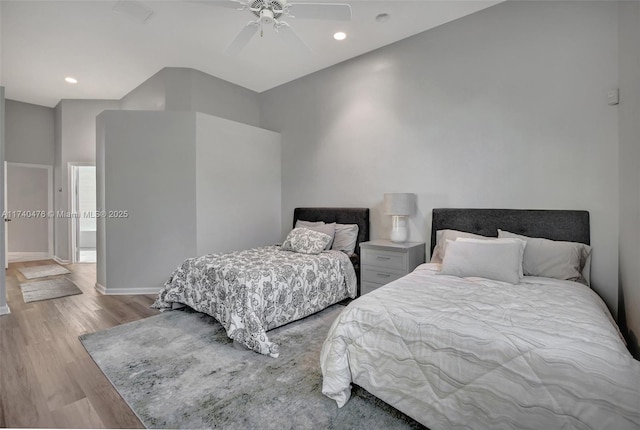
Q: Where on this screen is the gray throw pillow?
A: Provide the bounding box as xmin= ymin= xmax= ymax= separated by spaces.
xmin=498 ymin=230 xmax=592 ymax=285
xmin=295 ymin=220 xmax=325 ymax=228
xmin=295 ymin=220 xmax=335 ymax=250
xmin=332 ymin=224 xmax=359 ymax=255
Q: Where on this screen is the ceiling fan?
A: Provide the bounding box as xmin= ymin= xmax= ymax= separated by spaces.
xmin=196 ymin=0 xmax=352 ymax=56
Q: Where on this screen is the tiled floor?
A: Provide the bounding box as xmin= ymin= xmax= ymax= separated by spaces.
xmin=79 ymin=248 xmax=97 ymax=263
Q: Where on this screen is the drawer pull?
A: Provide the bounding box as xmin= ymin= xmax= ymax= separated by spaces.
xmin=376 ymin=256 xmax=391 ymax=261
xmin=376 ymin=273 xmax=391 ymax=278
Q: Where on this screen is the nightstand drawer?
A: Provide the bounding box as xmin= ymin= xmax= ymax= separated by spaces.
xmin=359 ymin=240 xmax=426 ymax=297
xmin=361 ymin=266 xmax=406 ymax=284
xmin=361 ymin=281 xmax=385 ymax=295
xmin=361 ymin=249 xmax=406 ymax=270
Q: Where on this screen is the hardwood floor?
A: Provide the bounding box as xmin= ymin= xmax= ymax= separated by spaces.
xmin=0 ymin=260 xmax=159 ymax=428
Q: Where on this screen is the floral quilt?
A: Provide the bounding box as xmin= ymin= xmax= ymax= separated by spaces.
xmin=152 ymin=246 xmax=357 ymax=357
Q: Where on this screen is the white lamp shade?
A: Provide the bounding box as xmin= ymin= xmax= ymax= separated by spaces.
xmin=383 ymin=193 xmax=416 ymax=216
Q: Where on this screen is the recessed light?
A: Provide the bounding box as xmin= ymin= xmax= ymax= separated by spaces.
xmin=65 ymin=77 xmax=78 ymax=84
xmin=375 ymin=13 xmax=390 ymax=23
xmin=333 ymin=32 xmax=347 ymax=41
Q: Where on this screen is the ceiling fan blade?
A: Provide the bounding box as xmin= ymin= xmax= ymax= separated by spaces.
xmin=288 ymin=3 xmax=351 ymax=21
xmin=277 ymin=24 xmax=311 ymax=56
xmin=189 ymin=0 xmax=246 ymax=9
xmin=224 ymin=22 xmax=259 ymax=56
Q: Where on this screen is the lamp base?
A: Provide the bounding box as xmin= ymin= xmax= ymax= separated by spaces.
xmin=390 ymin=215 xmax=408 ymax=243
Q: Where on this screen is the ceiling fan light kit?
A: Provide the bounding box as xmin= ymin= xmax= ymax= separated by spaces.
xmin=199 ymin=0 xmax=352 ymax=55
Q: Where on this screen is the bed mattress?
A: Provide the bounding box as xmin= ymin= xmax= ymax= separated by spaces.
xmin=321 ymin=264 xmax=640 ymax=429
xmin=154 ymin=245 xmax=357 ymax=357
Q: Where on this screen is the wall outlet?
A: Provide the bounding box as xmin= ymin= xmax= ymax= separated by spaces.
xmin=607 ymin=89 xmax=619 ymax=105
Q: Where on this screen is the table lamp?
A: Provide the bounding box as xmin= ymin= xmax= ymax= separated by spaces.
xmin=383 ymin=193 xmax=416 ymax=243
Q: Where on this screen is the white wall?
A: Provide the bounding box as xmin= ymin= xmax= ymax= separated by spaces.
xmin=97 ymin=110 xmax=281 ymax=293
xmin=195 ymin=113 xmax=281 ymax=255
xmin=618 ymin=0 xmax=640 ymax=356
xmin=5 ymin=100 xmax=55 ymax=165
xmin=54 ymin=99 xmax=119 ymax=261
xmin=260 ymin=1 xmax=620 ymax=316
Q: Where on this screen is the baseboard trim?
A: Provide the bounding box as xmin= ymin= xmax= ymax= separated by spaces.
xmin=8 ymin=252 xmax=51 ymax=263
xmin=53 ymin=256 xmax=70 ymax=265
xmin=94 ymin=282 xmax=106 ymax=295
xmin=0 ymin=305 xmax=11 ymax=316
xmin=95 ymin=282 xmax=161 ymax=296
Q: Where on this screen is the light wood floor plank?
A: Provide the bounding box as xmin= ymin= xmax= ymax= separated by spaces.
xmin=51 ymin=397 xmax=105 ymax=429
xmin=1 ymin=260 xmax=157 ymax=428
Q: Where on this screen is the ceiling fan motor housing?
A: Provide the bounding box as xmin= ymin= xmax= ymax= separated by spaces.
xmin=260 ymin=9 xmax=274 ymax=24
xmin=251 ymin=0 xmax=286 ymax=20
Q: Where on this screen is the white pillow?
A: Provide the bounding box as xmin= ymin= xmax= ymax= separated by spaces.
xmin=430 ymin=229 xmax=490 ymax=264
xmin=498 ymin=230 xmax=592 ymax=285
xmin=281 ymin=228 xmax=332 ymax=255
xmin=439 ymin=239 xmax=525 ymax=284
xmin=332 ymin=224 xmax=359 ymax=255
xmin=456 ymin=237 xmax=526 ymax=278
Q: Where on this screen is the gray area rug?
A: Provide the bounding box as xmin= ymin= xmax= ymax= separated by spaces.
xmin=20 ymin=277 xmax=82 ymax=303
xmin=80 ymin=305 xmax=426 ymax=429
xmin=18 ymin=263 xmax=71 ymax=279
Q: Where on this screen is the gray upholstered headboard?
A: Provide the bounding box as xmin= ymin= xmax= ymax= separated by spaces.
xmin=431 ymin=208 xmax=590 ymax=254
xmin=293 ymin=207 xmax=370 ymax=257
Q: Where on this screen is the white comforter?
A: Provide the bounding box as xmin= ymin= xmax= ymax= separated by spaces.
xmin=321 ymin=264 xmax=640 ymax=430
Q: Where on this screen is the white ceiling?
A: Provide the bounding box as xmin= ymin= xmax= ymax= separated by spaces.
xmin=0 ymin=0 xmax=500 ymax=107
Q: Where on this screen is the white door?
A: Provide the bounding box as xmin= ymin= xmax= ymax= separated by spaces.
xmin=5 ymin=163 xmax=53 ymax=263
xmin=4 ymin=162 xmax=7 ymax=269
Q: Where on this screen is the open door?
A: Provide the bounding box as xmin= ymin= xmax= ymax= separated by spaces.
xmin=70 ymin=164 xmax=96 ymax=263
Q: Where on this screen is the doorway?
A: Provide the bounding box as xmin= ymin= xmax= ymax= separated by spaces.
xmin=5 ymin=162 xmax=54 ymax=263
xmin=70 ymin=163 xmax=96 ymax=263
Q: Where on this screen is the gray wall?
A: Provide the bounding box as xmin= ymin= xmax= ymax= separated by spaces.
xmin=54 ymin=99 xmax=120 ymax=261
xmin=4 ymin=99 xmax=55 ymax=257
xmin=120 ymin=67 xmax=261 ymax=127
xmin=185 ymin=68 xmax=261 ymax=127
xmin=97 ymin=110 xmax=197 ymax=292
xmin=120 ymin=69 xmax=166 ymax=111
xmin=5 ymin=100 xmax=55 ymax=165
xmin=260 ymin=1 xmax=620 ymax=316
xmin=618 ymin=0 xmax=640 ymax=356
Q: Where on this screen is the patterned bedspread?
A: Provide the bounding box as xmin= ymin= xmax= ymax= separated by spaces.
xmin=321 ymin=264 xmax=640 ymax=429
xmin=153 ymin=246 xmax=356 ymax=357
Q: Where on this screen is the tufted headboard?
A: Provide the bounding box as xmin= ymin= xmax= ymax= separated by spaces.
xmin=431 ymin=208 xmax=590 ymax=254
xmin=293 ymin=207 xmax=370 ymax=258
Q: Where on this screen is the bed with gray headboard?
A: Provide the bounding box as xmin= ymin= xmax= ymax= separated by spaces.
xmin=293 ymin=207 xmax=370 ymax=270
xmin=293 ymin=207 xmax=370 ymax=249
xmin=321 ymin=208 xmax=640 ymax=430
xmin=430 ymin=208 xmax=590 ymax=253
xmin=153 ymin=207 xmax=369 ymax=359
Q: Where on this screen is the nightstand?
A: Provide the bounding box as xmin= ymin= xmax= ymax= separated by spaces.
xmin=359 ymin=240 xmax=425 ymax=295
